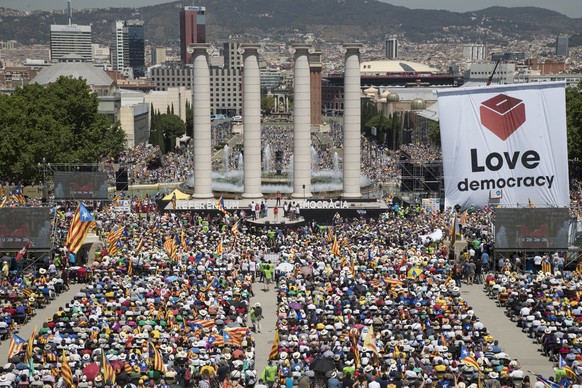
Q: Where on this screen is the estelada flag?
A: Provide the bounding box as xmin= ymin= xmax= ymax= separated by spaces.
xmin=363 ymin=325 xmax=379 ymax=356
xmin=65 ymin=203 xmax=94 ymax=254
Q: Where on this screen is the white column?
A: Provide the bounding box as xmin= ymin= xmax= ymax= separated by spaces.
xmin=190 ymin=44 xmax=214 ymax=199
xmin=342 ymin=44 xmax=365 ymax=199
xmin=240 ymin=44 xmax=263 ymax=200
xmin=291 ymin=44 xmax=312 ymax=199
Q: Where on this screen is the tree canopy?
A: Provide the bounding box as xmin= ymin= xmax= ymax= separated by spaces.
xmin=0 ymin=76 xmax=126 ymax=183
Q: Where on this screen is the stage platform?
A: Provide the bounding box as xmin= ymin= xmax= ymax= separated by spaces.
xmin=164 ymin=197 xmax=389 ymax=225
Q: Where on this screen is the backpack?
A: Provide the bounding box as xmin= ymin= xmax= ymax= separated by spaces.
xmin=210 ymin=377 xmax=221 ymax=388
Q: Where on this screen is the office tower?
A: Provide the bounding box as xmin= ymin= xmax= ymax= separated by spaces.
xmin=112 ymin=21 xmax=128 ymax=71
xmin=556 ymin=35 xmax=569 ymax=57
xmin=180 ymin=6 xmax=206 ymax=65
xmin=50 ymin=24 xmax=92 ymax=62
xmin=127 ymin=20 xmax=145 ymax=77
xmin=386 ymin=37 xmax=398 ymax=60
xmin=112 ymin=20 xmax=145 ymax=77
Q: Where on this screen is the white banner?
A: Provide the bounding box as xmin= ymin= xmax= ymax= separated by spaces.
xmin=437 ymin=82 xmax=569 ymax=209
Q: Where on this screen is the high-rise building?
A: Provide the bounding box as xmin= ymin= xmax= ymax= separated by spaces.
xmin=556 ymin=35 xmax=569 ymax=57
xmin=50 ymin=24 xmax=92 ymax=62
xmin=386 ymin=37 xmax=398 ymax=60
xmin=180 ymin=6 xmax=206 ymax=65
xmin=112 ymin=21 xmax=128 ymax=71
xmin=127 ymin=20 xmax=145 ymax=77
xmin=112 ymin=20 xmax=145 ymax=78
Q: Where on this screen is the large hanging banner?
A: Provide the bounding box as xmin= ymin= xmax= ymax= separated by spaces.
xmin=436 ymin=82 xmax=569 ymax=209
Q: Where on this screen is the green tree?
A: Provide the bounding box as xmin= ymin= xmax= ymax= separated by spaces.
xmin=361 ymin=99 xmax=377 ymax=131
xmin=0 ymin=76 xmax=125 ymax=182
xmin=185 ymin=100 xmax=193 ymax=138
xmin=365 ymin=114 xmax=391 ymax=144
xmin=159 ymin=113 xmax=186 ymax=152
xmin=428 ymin=121 xmax=441 ymax=148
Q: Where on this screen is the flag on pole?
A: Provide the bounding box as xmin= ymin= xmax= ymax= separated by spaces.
xmin=11 ymin=185 xmax=25 ymax=204
xmin=106 ymin=226 xmax=124 ymax=256
xmin=61 ymin=350 xmax=74 ymax=387
xmin=363 ymin=325 xmax=379 ymax=356
xmin=327 ymin=227 xmax=333 ymax=243
xmin=268 ymin=331 xmax=280 ymax=360
xmin=181 ymin=230 xmax=187 ymax=249
xmin=529 ymin=371 xmax=561 ymax=388
xmin=148 ymin=342 xmax=165 ymax=372
xmin=25 ymin=325 xmax=37 ymax=362
xmin=164 ymin=236 xmax=178 ymax=262
xmin=529 ymin=197 xmax=536 ymax=208
xmin=0 ymin=196 xmax=6 ymax=208
xmin=216 ymin=196 xmax=229 ymax=214
xmin=16 ymin=242 xmax=31 ymax=261
xmin=135 ymin=237 xmax=143 ymax=254
xmin=331 ymin=236 xmax=341 ymax=257
xmin=231 ymin=220 xmax=240 ymax=237
xmin=459 ymin=210 xmax=468 ymax=225
xmin=101 ymin=350 xmax=116 ymax=384
xmin=460 ymin=345 xmax=481 ymax=372
xmin=349 ymin=332 xmax=360 ymax=368
xmin=127 ymin=259 xmax=133 ymax=275
xmin=215 ymin=238 xmax=224 ymax=256
xmin=65 ymin=203 xmax=94 ymax=254
xmin=8 ymin=334 xmax=26 ymax=359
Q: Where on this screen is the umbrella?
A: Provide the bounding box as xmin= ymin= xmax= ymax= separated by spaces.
xmin=289 ymin=302 xmax=303 ymax=310
xmin=407 ymin=267 xmax=423 ymax=278
xmin=226 ymin=322 xmax=241 ymax=328
xmin=165 ymin=275 xmax=180 ymax=282
xmin=310 ymin=358 xmax=336 ymax=373
xmin=82 ymin=363 xmax=100 ymax=381
xmin=276 ymin=262 xmax=294 ymax=272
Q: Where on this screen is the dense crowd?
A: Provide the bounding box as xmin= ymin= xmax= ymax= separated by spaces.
xmin=0 ymin=197 xmax=558 ymax=387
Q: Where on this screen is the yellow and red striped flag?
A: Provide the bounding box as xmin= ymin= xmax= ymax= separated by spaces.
xmin=331 ymin=236 xmax=340 ymax=257
xmin=148 ymin=342 xmax=165 ymax=372
xmin=326 ymin=227 xmax=333 ymax=243
xmin=65 ymin=203 xmax=94 ymax=254
xmin=101 ymin=350 xmax=116 ymax=384
xmin=25 ymin=324 xmax=37 ymax=362
xmin=127 ymin=259 xmax=133 ymax=275
xmin=106 ymin=226 xmax=124 ymax=256
xmin=181 ymin=230 xmax=187 ymax=249
xmin=363 ymin=325 xmax=379 ymax=356
xmin=268 ymin=330 xmax=280 ymax=360
xmin=7 ymin=334 xmax=26 ymax=359
xmin=61 ymin=350 xmax=74 ymax=387
xmin=164 ymin=236 xmax=177 ymax=261
xmin=135 ymin=237 xmax=144 ymax=254
xmin=215 ymin=238 xmax=224 ymax=256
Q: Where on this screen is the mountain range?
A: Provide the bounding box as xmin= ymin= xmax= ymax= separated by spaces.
xmin=1 ymin=0 xmax=580 ymax=47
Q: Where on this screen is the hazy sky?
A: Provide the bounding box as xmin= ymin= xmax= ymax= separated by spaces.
xmin=3 ymin=0 xmax=581 ymax=18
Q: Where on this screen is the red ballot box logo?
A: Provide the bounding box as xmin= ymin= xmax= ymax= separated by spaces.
xmin=480 ymin=94 xmax=526 ymax=141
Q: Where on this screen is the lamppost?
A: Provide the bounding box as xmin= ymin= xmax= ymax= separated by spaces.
xmin=37 ymin=158 xmax=50 ymax=203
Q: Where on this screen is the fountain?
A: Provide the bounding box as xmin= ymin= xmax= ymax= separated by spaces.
xmin=223 ymin=144 xmax=230 ymax=172
xmin=180 ymin=145 xmax=371 ymax=196
xmin=263 ymin=144 xmax=273 ymax=174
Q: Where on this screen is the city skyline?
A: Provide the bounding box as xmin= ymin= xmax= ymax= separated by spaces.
xmin=3 ymin=0 xmax=582 ymax=18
